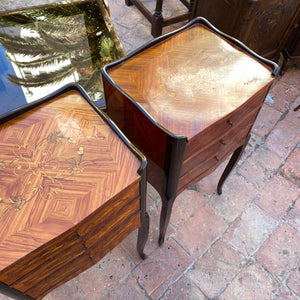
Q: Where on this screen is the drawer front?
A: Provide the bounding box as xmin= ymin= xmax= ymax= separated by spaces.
xmin=178 ymin=134 xmax=246 ymax=194
xmin=11 ymin=196 xmax=140 ymax=293
xmin=184 ymin=91 xmax=266 ymax=160
xmin=0 ymin=180 xmax=140 ymax=286
xmin=26 ymin=212 xmax=141 ymax=299
xmin=180 ymin=106 xmax=259 ymax=177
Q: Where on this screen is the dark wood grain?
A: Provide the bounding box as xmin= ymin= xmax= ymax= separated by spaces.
xmin=191 ymin=0 xmax=300 ymax=60
xmin=283 ymin=6 xmax=300 ymax=65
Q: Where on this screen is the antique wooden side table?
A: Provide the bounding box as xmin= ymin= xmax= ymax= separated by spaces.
xmin=0 ymin=85 xmax=149 ymax=299
xmin=101 ymin=17 xmax=279 ymax=245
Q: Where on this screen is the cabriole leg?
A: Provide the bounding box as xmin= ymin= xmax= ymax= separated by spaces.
xmin=217 ymin=134 xmax=251 ymax=195
xmin=158 ymin=194 xmax=176 ymax=246
xmin=137 ymin=211 xmax=150 ymax=259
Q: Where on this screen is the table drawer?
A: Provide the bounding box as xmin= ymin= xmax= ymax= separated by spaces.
xmin=180 ymin=107 xmax=258 ymax=176
xmin=184 ymin=90 xmax=266 ymax=159
xmin=26 ymin=212 xmax=141 ymax=300
xmin=11 ymin=195 xmax=140 ymax=293
xmin=0 ymin=180 xmax=140 ymax=286
xmin=178 ymin=135 xmax=246 ymax=193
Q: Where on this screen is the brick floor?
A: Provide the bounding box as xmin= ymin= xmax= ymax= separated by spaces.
xmin=2 ymin=1 xmax=300 ymax=299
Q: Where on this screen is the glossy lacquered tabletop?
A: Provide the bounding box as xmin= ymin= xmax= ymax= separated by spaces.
xmin=108 ymin=24 xmax=274 ymax=139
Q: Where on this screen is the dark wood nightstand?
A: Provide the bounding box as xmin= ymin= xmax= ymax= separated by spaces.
xmin=191 ymin=0 xmax=300 ymax=61
xmin=101 ymin=18 xmax=278 ymax=245
xmin=283 ymin=6 xmax=300 ymax=68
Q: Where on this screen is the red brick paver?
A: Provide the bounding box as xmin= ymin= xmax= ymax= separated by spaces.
xmin=256 ymin=222 xmax=300 ymax=282
xmin=252 ymin=103 xmax=282 ymax=137
xmin=160 ymin=276 xmax=206 ymax=300
xmin=285 ymin=196 xmax=300 ymax=234
xmin=268 ymin=80 xmax=299 ymax=113
xmin=286 ymin=260 xmax=300 ymax=296
xmin=265 ymin=111 xmax=300 ymax=160
xmin=132 ymin=238 xmax=193 ymax=299
xmin=223 ymin=203 xmax=278 ymax=257
xmin=238 ymin=145 xmax=283 ymax=188
xmin=273 ymin=285 xmax=300 ymax=300
xmin=187 ymin=240 xmax=244 ymax=298
xmin=220 ymin=262 xmax=278 ymax=300
xmin=255 ymin=174 xmax=299 ymax=220
xmin=281 ymin=147 xmax=300 ymax=186
xmin=173 ymin=203 xmax=228 ymax=259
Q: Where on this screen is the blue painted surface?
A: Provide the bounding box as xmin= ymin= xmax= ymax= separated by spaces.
xmin=0 ymin=45 xmax=26 ymax=115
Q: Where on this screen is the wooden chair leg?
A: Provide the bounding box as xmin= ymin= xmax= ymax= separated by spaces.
xmin=151 ymin=0 xmax=163 ymax=37
xmin=217 ymin=134 xmax=251 ymax=195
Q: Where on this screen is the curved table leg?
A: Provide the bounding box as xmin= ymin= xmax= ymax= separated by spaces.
xmin=137 ymin=211 xmax=150 ymax=259
xmin=217 ymin=134 xmax=250 ymax=195
xmin=158 ymin=194 xmax=176 ymax=246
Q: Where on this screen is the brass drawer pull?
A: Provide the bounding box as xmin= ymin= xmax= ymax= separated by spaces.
xmin=220 ymin=140 xmax=226 ymax=145
xmin=228 ymin=121 xmax=233 ymax=126
xmin=215 ymin=156 xmax=220 ymax=162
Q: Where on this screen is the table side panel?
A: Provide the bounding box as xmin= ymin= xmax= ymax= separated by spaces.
xmin=180 ymin=116 xmax=253 ymax=177
xmin=178 ymin=83 xmax=272 ymax=192
xmin=180 ymin=84 xmax=272 ymax=176
xmin=104 ymin=76 xmax=170 ymax=170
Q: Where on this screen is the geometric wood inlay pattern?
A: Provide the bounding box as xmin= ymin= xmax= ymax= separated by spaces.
xmin=0 ymin=91 xmax=140 ymax=270
xmin=108 ymin=24 xmax=274 ymax=139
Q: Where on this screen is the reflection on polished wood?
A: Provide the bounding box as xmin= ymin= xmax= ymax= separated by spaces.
xmin=108 ymin=24 xmax=274 ymax=140
xmin=102 ymin=18 xmax=278 ymax=245
xmin=0 ymin=85 xmax=149 ymax=299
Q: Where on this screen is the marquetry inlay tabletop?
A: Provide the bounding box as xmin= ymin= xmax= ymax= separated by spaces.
xmin=0 ymin=90 xmax=140 ymax=271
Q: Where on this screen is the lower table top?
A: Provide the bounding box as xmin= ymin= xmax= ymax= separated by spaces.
xmin=0 ymin=89 xmax=141 ymax=271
